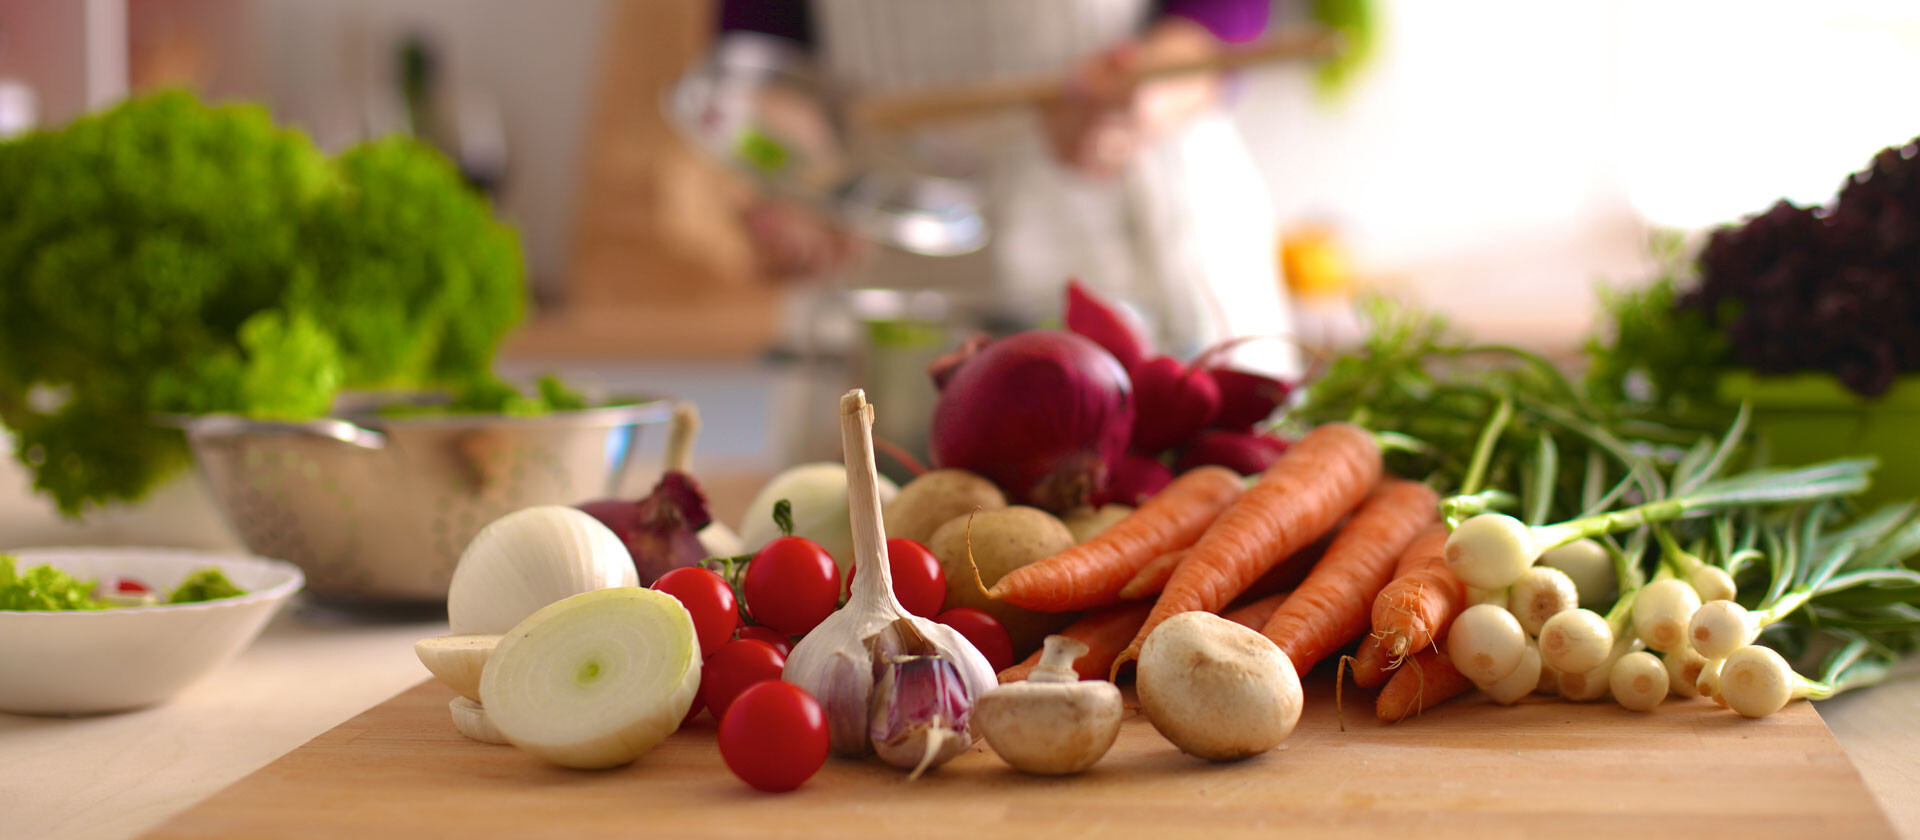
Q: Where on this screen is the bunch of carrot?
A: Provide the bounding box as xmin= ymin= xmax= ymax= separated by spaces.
xmin=987 ymin=421 xmax=1475 ymax=724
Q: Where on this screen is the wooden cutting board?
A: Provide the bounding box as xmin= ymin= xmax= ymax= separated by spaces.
xmin=148 ymin=677 xmax=1893 ymax=840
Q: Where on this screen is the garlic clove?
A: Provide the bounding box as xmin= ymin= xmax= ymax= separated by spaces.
xmin=869 ymin=651 xmax=973 ymax=779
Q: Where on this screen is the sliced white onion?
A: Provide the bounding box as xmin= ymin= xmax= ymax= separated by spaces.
xmin=1631 ymin=579 xmax=1701 ymax=654
xmin=1449 ymin=604 xmax=1528 ymax=685
xmin=414 ymin=634 xmax=501 ymax=702
xmin=450 ymin=696 xmax=510 ymax=745
xmin=448 ymin=506 xmax=638 ymax=635
xmin=480 ymin=587 xmax=700 ymax=769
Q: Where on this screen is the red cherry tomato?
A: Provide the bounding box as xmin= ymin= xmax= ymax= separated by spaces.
xmin=681 ymin=689 xmax=707 ymax=727
xmin=719 ymin=681 xmax=828 ymax=793
xmin=847 ymin=539 xmax=947 ymax=617
xmin=652 ymin=567 xmax=739 ymax=656
xmin=743 ymin=537 xmax=841 ymax=635
xmin=735 ymin=624 xmax=794 ymax=657
xmin=113 ymin=578 xmax=151 ymax=594
xmin=700 ymin=639 xmax=786 ymax=720
xmin=934 ymin=607 xmax=1014 ymax=672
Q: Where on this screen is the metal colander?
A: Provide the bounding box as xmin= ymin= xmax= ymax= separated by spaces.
xmin=180 ymin=402 xmax=670 ymax=604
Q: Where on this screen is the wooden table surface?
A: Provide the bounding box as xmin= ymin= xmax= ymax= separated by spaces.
xmin=148 ymin=675 xmax=1894 ymax=840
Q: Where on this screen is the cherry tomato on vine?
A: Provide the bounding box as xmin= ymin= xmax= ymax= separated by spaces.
xmin=847 ymin=538 xmax=947 ymax=617
xmin=652 ymin=566 xmax=738 ymax=656
xmin=934 ymin=607 xmax=1014 ymax=672
xmin=700 ymin=638 xmax=786 ymax=720
xmin=735 ymin=624 xmax=794 ymax=657
xmin=719 ymin=681 xmax=828 ymax=792
xmin=743 ymin=536 xmax=840 ymax=635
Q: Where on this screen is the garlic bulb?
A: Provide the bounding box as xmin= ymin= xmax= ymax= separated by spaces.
xmin=447 ymin=506 xmax=638 ymax=634
xmin=782 ymin=390 xmax=997 ymax=757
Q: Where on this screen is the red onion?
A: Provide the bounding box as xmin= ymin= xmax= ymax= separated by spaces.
xmin=1209 ymin=368 xmax=1293 ymax=431
xmin=1174 ymin=430 xmax=1291 ymax=476
xmin=578 ymin=472 xmax=714 ymax=585
xmin=1127 ymin=357 xmax=1221 ymax=454
xmin=1103 ymin=452 xmax=1173 ymax=507
xmin=1065 ymin=279 xmax=1153 ymax=371
xmin=929 ymin=330 xmax=1134 ymax=514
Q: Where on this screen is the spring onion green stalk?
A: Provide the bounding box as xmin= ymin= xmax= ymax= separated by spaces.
xmin=1445 ymin=459 xmax=1875 ymax=592
xmin=1449 ymin=603 xmax=1529 ymax=685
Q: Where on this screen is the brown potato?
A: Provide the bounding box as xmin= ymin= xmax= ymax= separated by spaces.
xmin=883 ymin=469 xmax=1007 ymax=546
xmin=927 ymin=506 xmax=1078 ymax=656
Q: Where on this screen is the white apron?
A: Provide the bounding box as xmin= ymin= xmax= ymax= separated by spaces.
xmin=814 ymin=0 xmax=1299 ymax=377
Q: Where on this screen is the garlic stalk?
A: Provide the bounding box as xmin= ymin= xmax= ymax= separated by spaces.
xmin=781 ymin=390 xmax=997 ymax=757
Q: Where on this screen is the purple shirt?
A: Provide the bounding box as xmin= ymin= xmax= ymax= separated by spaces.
xmin=718 ymin=0 xmax=1270 ymax=46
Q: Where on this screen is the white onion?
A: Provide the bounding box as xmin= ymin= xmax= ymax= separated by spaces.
xmin=480 ymin=588 xmax=700 ymax=769
xmin=738 ymin=462 xmax=899 ymax=573
xmin=447 ymin=506 xmax=637 ymax=635
xmin=450 ymin=696 xmax=509 ymax=744
xmin=414 ymin=634 xmax=501 ymax=702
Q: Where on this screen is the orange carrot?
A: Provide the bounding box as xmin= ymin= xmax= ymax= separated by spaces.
xmin=995 ymin=601 xmax=1154 ymax=683
xmin=1262 ymin=479 xmax=1439 ymax=675
xmin=1114 ymin=423 xmax=1382 ymax=672
xmin=1221 ymin=590 xmax=1290 ymax=631
xmin=987 ymin=467 xmax=1242 ymax=611
xmin=1376 ymin=648 xmax=1472 ymax=723
xmin=1116 ymin=548 xmax=1188 ymax=600
xmin=1369 ymin=522 xmax=1466 ymax=661
xmin=1349 ymin=633 xmax=1393 ymax=689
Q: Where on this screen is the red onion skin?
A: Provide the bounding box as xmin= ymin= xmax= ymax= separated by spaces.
xmin=1102 ymin=452 xmax=1174 ymax=507
xmin=578 ymin=472 xmax=714 ymax=585
xmin=1174 ymin=430 xmax=1290 ymax=476
xmin=1210 ymin=368 xmax=1293 ymax=431
xmin=929 ymin=330 xmax=1134 ymax=514
xmin=1127 ymin=357 xmax=1221 ymax=455
xmin=1065 ymin=279 xmax=1153 ymax=372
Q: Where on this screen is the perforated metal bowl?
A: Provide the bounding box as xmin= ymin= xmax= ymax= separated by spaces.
xmin=179 ymin=402 xmax=670 ymax=605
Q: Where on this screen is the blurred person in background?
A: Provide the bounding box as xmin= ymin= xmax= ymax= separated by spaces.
xmin=719 ymin=0 xmax=1299 ymax=377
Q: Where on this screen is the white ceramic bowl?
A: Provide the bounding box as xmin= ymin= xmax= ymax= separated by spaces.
xmin=0 ymin=547 xmax=303 ymax=715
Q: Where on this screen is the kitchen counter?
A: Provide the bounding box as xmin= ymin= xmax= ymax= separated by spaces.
xmin=5 ymin=600 xmax=1917 ymax=840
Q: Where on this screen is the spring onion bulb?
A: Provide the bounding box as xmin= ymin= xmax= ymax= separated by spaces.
xmin=1445 ymin=514 xmax=1537 ymax=590
xmin=1631 ymin=579 xmax=1701 ymax=654
xmin=449 ymin=696 xmax=509 ymax=745
xmin=447 ymin=506 xmax=638 ymax=635
xmin=1719 ymin=645 xmax=1833 ymax=718
xmin=1665 ymin=644 xmax=1709 ymax=699
xmin=1449 ymin=604 xmax=1529 ymax=684
xmin=1688 ymin=566 xmax=1737 ymax=604
xmin=1696 ymin=657 xmax=1725 ymax=704
xmin=1536 ymin=662 xmax=1560 ymax=696
xmin=479 ymin=588 xmax=701 ymax=769
xmin=1538 ymin=608 xmax=1613 ymax=674
xmin=1508 ymin=566 xmax=1578 ymax=636
xmin=1466 ymin=586 xmax=1510 ymax=608
xmin=1558 ymin=637 xmax=1634 ymax=702
xmin=414 ymin=634 xmax=502 ymax=702
xmin=1609 ymin=651 xmax=1669 ymax=711
xmin=1482 ymin=641 xmax=1542 ymax=705
xmin=1538 ymin=539 xmax=1616 ymax=609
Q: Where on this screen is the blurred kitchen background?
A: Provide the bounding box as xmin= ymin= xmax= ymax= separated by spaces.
xmin=4 ymin=0 xmax=1919 ymax=548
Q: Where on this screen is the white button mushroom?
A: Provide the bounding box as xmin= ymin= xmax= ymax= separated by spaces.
xmin=1136 ymin=612 xmax=1302 ymax=762
xmin=975 ymin=636 xmax=1124 ymax=775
